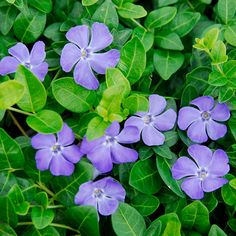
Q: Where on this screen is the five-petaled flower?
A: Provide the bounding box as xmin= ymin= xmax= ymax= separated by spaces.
xmin=124 ymin=94 xmax=177 ymax=146
xmin=80 ymin=121 xmax=139 ymax=173
xmin=60 ymin=22 xmax=120 ymax=90
xmin=171 ymin=144 xmax=229 ymax=199
xmin=0 ymin=41 xmax=48 ymax=81
xmin=31 ymin=123 xmax=82 ymax=176
xmin=178 ymin=96 xmax=230 ymax=143
xmin=75 ymin=177 xmax=125 ymax=216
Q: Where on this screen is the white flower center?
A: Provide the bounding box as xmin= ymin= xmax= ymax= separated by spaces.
xmin=93 ymin=188 xmax=104 ymax=199
xmin=24 ymin=62 xmax=31 ymax=69
xmin=143 ymin=114 xmax=153 ymax=124
xmin=197 ymin=168 xmax=208 ymax=180
xmin=105 ymin=136 xmax=117 ymax=146
xmin=201 ymin=111 xmax=211 ymax=120
xmin=51 ymin=143 xmax=63 ymax=155
xmin=81 ymin=48 xmax=89 ymax=59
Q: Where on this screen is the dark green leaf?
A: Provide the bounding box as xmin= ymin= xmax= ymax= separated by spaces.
xmin=28 ymin=0 xmax=52 ymax=13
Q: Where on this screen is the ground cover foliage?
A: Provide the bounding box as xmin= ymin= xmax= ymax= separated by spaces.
xmin=1 ymin=0 xmax=236 ymax=235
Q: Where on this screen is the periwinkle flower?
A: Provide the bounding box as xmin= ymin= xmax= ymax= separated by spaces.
xmin=178 ymin=96 xmax=230 ymax=143
xmin=60 ymin=22 xmax=120 ymax=90
xmin=124 ymin=94 xmax=177 ymax=146
xmin=0 ymin=41 xmax=48 ymax=81
xmin=171 ymin=144 xmax=229 ymax=199
xmin=75 ymin=177 xmax=125 ymax=216
xmin=31 ymin=123 xmax=82 ymax=176
xmin=80 ymin=121 xmax=139 ymax=173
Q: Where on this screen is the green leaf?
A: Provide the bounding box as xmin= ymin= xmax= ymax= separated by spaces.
xmin=0 ymin=223 xmax=17 ymax=236
xmin=92 ymin=0 xmax=118 ymax=29
xmin=144 ymin=220 xmax=162 ymax=236
xmin=118 ymin=37 xmax=146 ymax=85
xmin=155 ymin=30 xmax=184 ymax=51
xmin=145 ymin=7 xmax=177 ymax=30
xmin=112 ymin=202 xmax=146 ymax=236
xmin=26 ymin=110 xmax=63 ymax=134
xmin=203 ymin=27 xmax=220 ymax=50
xmin=153 ymin=49 xmax=184 ymax=80
xmin=164 ymin=131 xmax=179 ymax=147
xmin=0 ymin=196 xmax=18 ymax=227
xmin=106 ymin=68 xmax=131 ymax=97
xmin=180 ymin=201 xmax=210 ymax=234
xmin=13 ymin=8 xmax=46 ymax=43
xmin=0 ymin=80 xmax=25 ymax=110
xmin=217 ymin=0 xmax=236 ymax=24
xmin=223 ymin=60 xmax=236 ymax=88
xmin=65 ymin=206 xmax=99 ymax=236
xmin=169 ymin=11 xmax=201 ymax=37
xmin=86 ymin=116 xmax=109 ymax=141
xmin=34 ymin=192 xmax=48 ymax=209
xmin=15 ymin=65 xmax=47 ymax=112
xmin=155 ymin=0 xmax=178 ymax=7
xmin=211 ymin=41 xmax=228 ymax=65
xmin=82 ymin=0 xmax=98 ymax=6
xmin=221 ymin=175 xmax=236 ymax=205
xmin=224 ymin=25 xmax=236 ymax=46
xmin=139 ymin=146 xmax=154 ymax=160
xmin=218 ymin=86 xmax=234 ymax=103
xmin=28 ymin=0 xmax=52 ymax=13
xmin=129 ymin=159 xmax=162 ymax=194
xmin=208 ymin=71 xmax=227 ymax=86
xmin=0 ymin=128 xmax=25 ymax=171
xmin=153 ymin=145 xmax=175 ymax=159
xmin=0 ymin=172 xmax=17 ymax=195
xmin=156 ymin=156 xmax=185 ymax=198
xmin=181 ymin=85 xmax=198 ymax=107
xmin=118 ymin=2 xmax=147 ymax=19
xmin=122 ymin=94 xmax=148 ymax=114
xmin=52 ymin=162 xmax=94 ymax=206
xmin=21 ymin=226 xmax=60 ymax=236
xmin=52 ymin=77 xmax=96 ymax=113
xmin=0 ymin=6 xmax=18 ymax=35
xmin=131 ymin=193 xmax=160 ymax=216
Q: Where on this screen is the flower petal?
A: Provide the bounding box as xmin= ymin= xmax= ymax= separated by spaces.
xmin=80 ymin=136 xmax=105 ymax=154
xmin=190 ymin=96 xmax=214 ymax=111
xmin=50 ymin=153 xmax=74 ymax=176
xmin=211 ymin=103 xmax=230 ymax=121
xmin=188 ymin=144 xmax=212 ymax=168
xmin=74 ymin=59 xmax=99 ymax=90
xmin=62 ymin=145 xmax=83 ymax=163
xmin=181 ymin=177 xmax=204 ymax=199
xmin=0 ymin=56 xmax=20 ymax=75
xmin=177 ymin=107 xmax=201 ymax=130
xmin=66 ymin=25 xmax=89 ymax=49
xmin=60 ymin=43 xmax=81 ymax=72
xmin=105 ymin=121 xmax=120 ymax=137
xmin=89 ymin=49 xmax=120 ymax=74
xmin=124 ymin=116 xmax=145 ymax=133
xmin=142 ymin=125 xmax=165 ymax=146
xmin=35 ymin=149 xmax=53 ymax=171
xmin=31 ymin=134 xmax=56 ymax=149
xmin=111 ymin=143 xmax=138 ymax=164
xmin=31 ymin=62 xmax=48 ymax=81
xmin=171 ymin=156 xmax=198 ymax=180
xmin=87 ymin=145 xmax=113 ymax=173
xmin=206 ymin=120 xmax=227 ymax=140
xmin=148 ymin=94 xmax=166 ymax=115
xmin=187 ymin=120 xmax=208 ymax=143
xmin=116 ymin=126 xmax=140 ymax=144
xmin=30 ymin=41 xmax=46 ymax=65
xmin=88 ymin=22 xmax=113 ymax=52
xmin=98 ymin=197 xmax=119 ymax=216
xmin=74 ymin=181 xmax=95 ymax=205
xmin=57 ymin=123 xmax=75 ymax=146
xmin=202 ymin=177 xmax=228 ymax=192
xmin=154 ymin=109 xmax=177 ymax=131
xmin=8 ymin=42 xmax=29 ymax=62
xmin=208 ymin=149 xmax=230 ymax=177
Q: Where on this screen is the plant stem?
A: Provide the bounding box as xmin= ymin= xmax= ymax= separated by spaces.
xmin=8 ymin=111 xmax=29 ymax=137
xmin=47 ymin=205 xmax=65 ymax=209
xmin=52 ymin=69 xmax=62 ymax=81
xmin=8 ymin=107 xmax=33 ymax=116
xmin=152 ymin=79 xmax=163 ymax=93
xmin=35 ymin=182 xmax=55 ymax=197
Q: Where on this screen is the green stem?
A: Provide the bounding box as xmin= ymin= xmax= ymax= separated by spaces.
xmin=47 ymin=205 xmax=65 ymax=209
xmin=130 ymin=18 xmax=147 ymax=31
xmin=152 ymin=79 xmax=163 ymax=93
xmin=52 ymin=69 xmax=62 ymax=81
xmin=215 ymin=64 xmax=225 ymax=76
xmin=48 ymin=66 xmax=60 ymax=72
xmin=8 ymin=107 xmax=33 ymax=116
xmin=35 ymin=182 xmax=55 ymax=197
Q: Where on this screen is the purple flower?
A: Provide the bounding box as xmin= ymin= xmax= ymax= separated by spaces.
xmin=75 ymin=177 xmax=125 ymax=216
xmin=178 ymin=96 xmax=230 ymax=143
xmin=31 ymin=123 xmax=82 ymax=176
xmin=124 ymin=94 xmax=177 ymax=146
xmin=0 ymin=41 xmax=48 ymax=81
xmin=171 ymin=144 xmax=229 ymax=199
xmin=60 ymin=22 xmax=120 ymax=90
xmin=80 ymin=121 xmax=139 ymax=173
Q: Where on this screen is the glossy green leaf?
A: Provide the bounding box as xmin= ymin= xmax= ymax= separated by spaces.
xmin=153 ymin=49 xmax=184 ymax=80
xmin=129 ymin=159 xmax=162 ymax=194
xmin=0 ymin=223 xmax=17 ymax=236
xmin=221 ymin=175 xmax=236 ymax=205
xmin=0 ymin=80 xmax=25 ymax=110
xmin=208 ymin=224 xmax=227 ymax=236
xmin=21 ymin=226 xmax=60 ymax=236
xmin=155 ymin=0 xmax=178 ymax=7
xmin=203 ymin=27 xmax=219 ymax=50
xmin=218 ymin=86 xmax=234 ymax=102
xmin=118 ymin=37 xmax=146 ymax=84
xmin=28 ymin=0 xmax=52 ymax=13
xmin=224 ymin=25 xmax=236 ymax=46
xmin=112 ymin=202 xmax=146 ymax=236
xmin=82 ymin=0 xmax=98 ymax=6
xmin=211 ymin=41 xmax=228 ymax=65
xmin=26 ymin=110 xmax=63 ymax=134
xmin=217 ymin=0 xmax=236 ymax=24
xmin=208 ymin=71 xmax=227 ymax=86
xmin=153 ymin=145 xmax=175 ymax=159
xmin=0 ymin=172 xmax=17 ymax=195
xmin=181 ymin=84 xmax=198 ymax=107
xmin=118 ymin=2 xmax=147 ymax=19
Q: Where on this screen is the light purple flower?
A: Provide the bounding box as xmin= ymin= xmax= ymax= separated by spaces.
xmin=178 ymin=96 xmax=230 ymax=143
xmin=0 ymin=41 xmax=48 ymax=81
xmin=31 ymin=123 xmax=82 ymax=176
xmin=124 ymin=94 xmax=177 ymax=146
xmin=171 ymin=144 xmax=229 ymax=199
xmin=75 ymin=177 xmax=125 ymax=216
xmin=80 ymin=121 xmax=139 ymax=173
xmin=60 ymin=22 xmax=120 ymax=90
